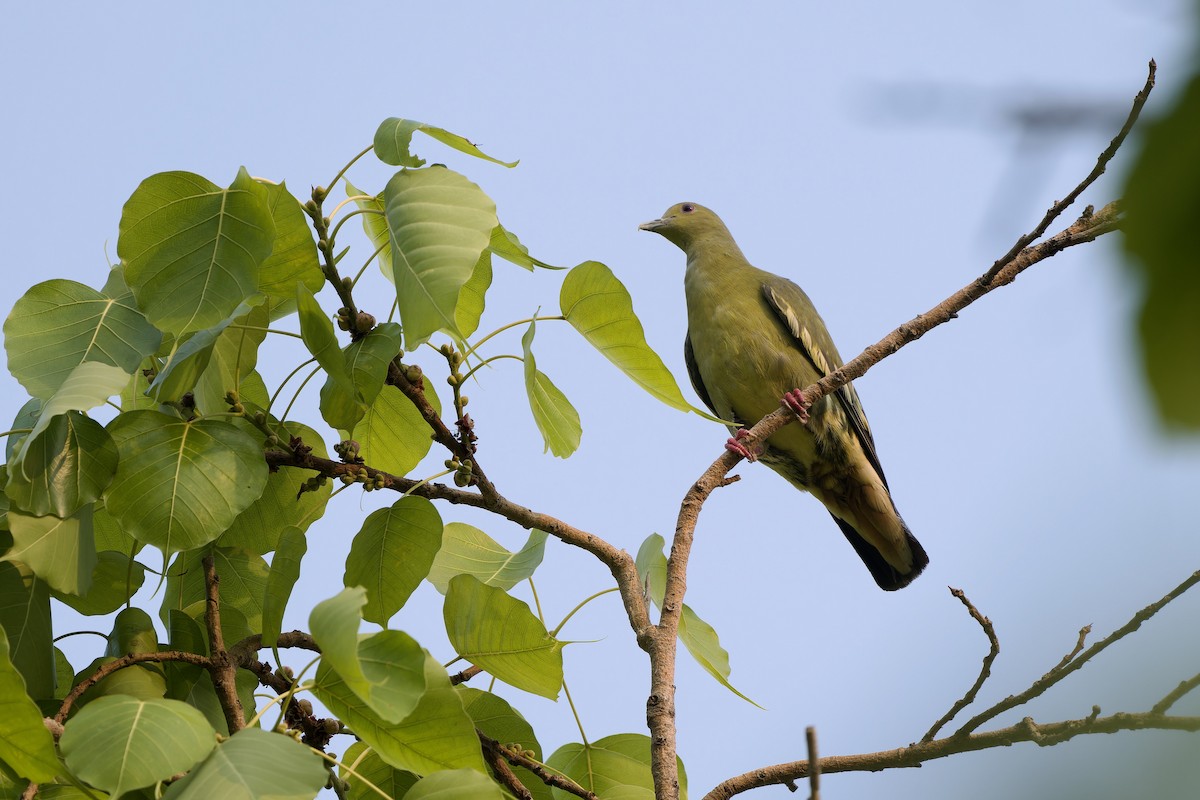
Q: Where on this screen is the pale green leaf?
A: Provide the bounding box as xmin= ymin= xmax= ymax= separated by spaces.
xmin=489 ymin=224 xmax=560 ymax=271
xmin=296 ymin=281 xmax=355 ymax=401
xmin=522 ymin=318 xmax=581 ymax=457
xmin=257 ymin=181 xmax=323 ymax=300
xmin=51 ymin=551 xmax=145 ymax=616
xmin=444 ymin=575 xmax=563 ymax=699
xmin=314 ymin=650 xmax=486 ymax=775
xmin=427 ymin=524 xmax=546 ymax=594
xmin=634 ymin=533 xmax=668 ymax=609
xmin=384 ymin=166 xmax=498 ymax=349
xmin=218 ymin=420 xmax=331 ymax=554
xmin=320 ymin=322 xmax=404 ymax=433
xmin=161 ymin=727 xmax=326 ymax=800
xmin=455 ymin=250 xmax=493 ymax=340
xmin=356 ymin=377 xmax=441 ymax=477
xmin=3 ymin=504 xmax=95 ymax=595
xmin=60 ymin=696 xmax=216 ymax=797
xmin=374 ymin=118 xmax=517 ymax=168
xmin=560 ymin=261 xmax=691 ymax=412
xmin=12 ymin=362 xmax=130 ymax=476
xmin=345 ymin=178 xmax=393 ymax=283
xmin=118 ymin=169 xmax=275 ymax=335
xmin=547 ymin=734 xmax=687 ymax=800
xmin=309 ymin=586 xmax=370 ymax=700
xmin=0 ymin=623 xmax=60 ymax=783
xmin=344 ymin=496 xmax=443 ymax=625
xmin=407 ymin=769 xmax=505 ymax=799
xmin=339 ymin=742 xmax=419 ymax=800
xmin=105 ymin=411 xmax=269 ymax=555
xmin=3 ymin=279 xmax=161 ymax=400
xmin=261 ymin=526 xmax=306 ymax=649
xmin=146 ymin=297 xmax=264 ymax=405
xmin=4 ymin=412 xmax=116 ymax=518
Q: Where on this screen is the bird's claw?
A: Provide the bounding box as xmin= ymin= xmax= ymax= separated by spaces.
xmin=782 ymin=389 xmax=811 ymax=423
xmin=725 ymin=429 xmax=762 ymax=462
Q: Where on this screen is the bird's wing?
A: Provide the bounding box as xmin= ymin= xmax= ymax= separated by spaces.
xmin=761 ymin=281 xmax=891 ymax=489
xmin=684 ymin=332 xmax=718 ymax=416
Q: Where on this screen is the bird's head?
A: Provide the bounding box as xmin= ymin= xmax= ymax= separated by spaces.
xmin=638 ymin=202 xmax=731 ymax=251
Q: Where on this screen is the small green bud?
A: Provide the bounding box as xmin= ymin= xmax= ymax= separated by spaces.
xmin=459 ymin=395 xmax=469 ymax=407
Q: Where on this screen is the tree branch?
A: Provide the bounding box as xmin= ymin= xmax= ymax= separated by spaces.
xmin=203 ymin=554 xmax=246 ymax=733
xmin=53 ymin=650 xmax=211 ymax=724
xmin=922 ymin=588 xmax=1000 ymax=742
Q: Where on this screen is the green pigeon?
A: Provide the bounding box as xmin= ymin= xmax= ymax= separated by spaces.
xmin=640 ymin=201 xmax=928 ymax=590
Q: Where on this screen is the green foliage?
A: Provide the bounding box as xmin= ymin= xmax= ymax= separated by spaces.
xmin=0 ymin=117 xmax=711 ymax=799
xmin=548 ymin=734 xmax=689 ymax=800
xmin=1122 ymin=71 xmax=1200 ymax=429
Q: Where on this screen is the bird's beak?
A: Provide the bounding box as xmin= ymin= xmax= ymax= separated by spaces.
xmin=638 ymin=217 xmax=669 ymax=232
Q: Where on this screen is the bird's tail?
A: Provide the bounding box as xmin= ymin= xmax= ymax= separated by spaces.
xmin=830 ymin=513 xmax=929 ymax=591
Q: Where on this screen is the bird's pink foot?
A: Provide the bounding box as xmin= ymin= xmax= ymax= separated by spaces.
xmin=782 ymin=389 xmax=811 ymax=423
xmin=725 ymin=429 xmax=762 ymax=461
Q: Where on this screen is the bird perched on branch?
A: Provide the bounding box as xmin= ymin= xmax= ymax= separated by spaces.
xmin=639 ymin=202 xmax=928 ymax=590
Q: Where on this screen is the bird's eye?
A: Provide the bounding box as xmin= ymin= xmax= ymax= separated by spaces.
xmin=681 ymin=203 xmax=695 ymax=213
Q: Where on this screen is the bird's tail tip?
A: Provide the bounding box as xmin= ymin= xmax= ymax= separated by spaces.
xmin=830 ymin=514 xmax=929 ymax=591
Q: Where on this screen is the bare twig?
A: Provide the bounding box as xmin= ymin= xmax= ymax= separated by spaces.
xmin=203 ymin=555 xmax=246 ymax=733
xmin=922 ymin=588 xmax=1000 ymax=742
xmin=481 ymin=734 xmax=534 ymax=800
xmin=704 ymin=709 xmax=1200 ymax=800
xmin=806 ymin=727 xmax=820 ymax=800
xmin=1153 ymin=672 xmax=1200 ymax=715
xmin=955 ymin=569 xmax=1200 ymax=736
xmin=53 ymin=650 xmax=211 ymax=724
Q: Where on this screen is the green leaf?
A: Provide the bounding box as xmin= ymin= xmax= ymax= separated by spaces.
xmin=309 ymin=586 xmax=371 ymax=700
xmin=11 ymin=362 xmax=130 ymax=476
xmin=459 ymin=687 xmax=550 ymax=800
xmin=296 ymin=281 xmax=355 ymax=400
xmin=161 ymin=727 xmax=327 ymax=800
xmin=522 ymin=318 xmax=581 ymax=457
xmin=313 ymin=650 xmax=486 ymax=775
xmin=4 ymin=412 xmax=116 ymax=518
xmin=218 ymin=420 xmax=331 ymax=554
xmin=427 ymin=524 xmax=546 ymax=593
xmin=374 ymin=118 xmax=517 ymax=168
xmin=0 ymin=562 xmax=54 ymax=700
xmin=547 ymin=734 xmax=687 ymax=800
xmin=53 ymin=647 xmax=74 ymax=700
xmin=74 ymin=655 xmax=167 ymax=706
xmin=339 ymin=742 xmax=419 ymax=800
xmin=52 ymin=551 xmax=145 ymax=616
xmin=107 ymin=607 xmax=159 ymax=657
xmin=118 ymin=169 xmax=275 ymax=335
xmin=0 ymin=622 xmax=60 ymax=782
xmin=384 ymin=166 xmax=498 ymax=349
xmin=345 ymin=178 xmax=394 ymax=283
xmin=160 ymin=547 xmax=269 ymax=632
xmin=560 ymin=261 xmax=691 ymax=412
xmin=356 ymin=377 xmax=441 ymax=477
xmin=146 ymin=298 xmax=263 ymax=406
xmin=261 ymin=526 xmax=306 ymax=649
xmin=4 ymin=504 xmax=96 ymax=595
xmin=105 ymin=411 xmax=269 ymax=555
xmin=456 ymin=250 xmax=493 ymax=340
xmin=3 ymin=279 xmax=162 ymax=400
xmin=489 ymin=224 xmax=560 ymax=271
xmin=407 ymin=769 xmax=505 ymax=799
xmin=634 ymin=534 xmax=758 ymax=706
xmin=320 ymin=322 xmax=404 ymax=433
xmin=256 ymin=181 xmax=323 ymax=301
xmin=60 ymin=696 xmax=216 ymax=797
xmin=444 ymin=575 xmax=563 ymax=699
xmin=1122 ymin=73 xmax=1200 ymax=429
xmin=344 ymin=496 xmax=443 ymax=625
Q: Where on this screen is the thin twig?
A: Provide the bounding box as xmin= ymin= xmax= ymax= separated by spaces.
xmin=955 ymin=569 xmax=1200 ymax=736
xmin=922 ymin=588 xmax=1000 ymax=742
xmin=704 ymin=709 xmax=1200 ymax=800
xmin=981 ymin=59 xmax=1154 ymax=283
xmin=1153 ymin=672 xmax=1200 ymax=715
xmin=806 ymin=726 xmax=821 ymax=800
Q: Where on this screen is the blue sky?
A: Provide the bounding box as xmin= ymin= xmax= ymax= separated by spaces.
xmin=5 ymin=2 xmax=1199 ymax=797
